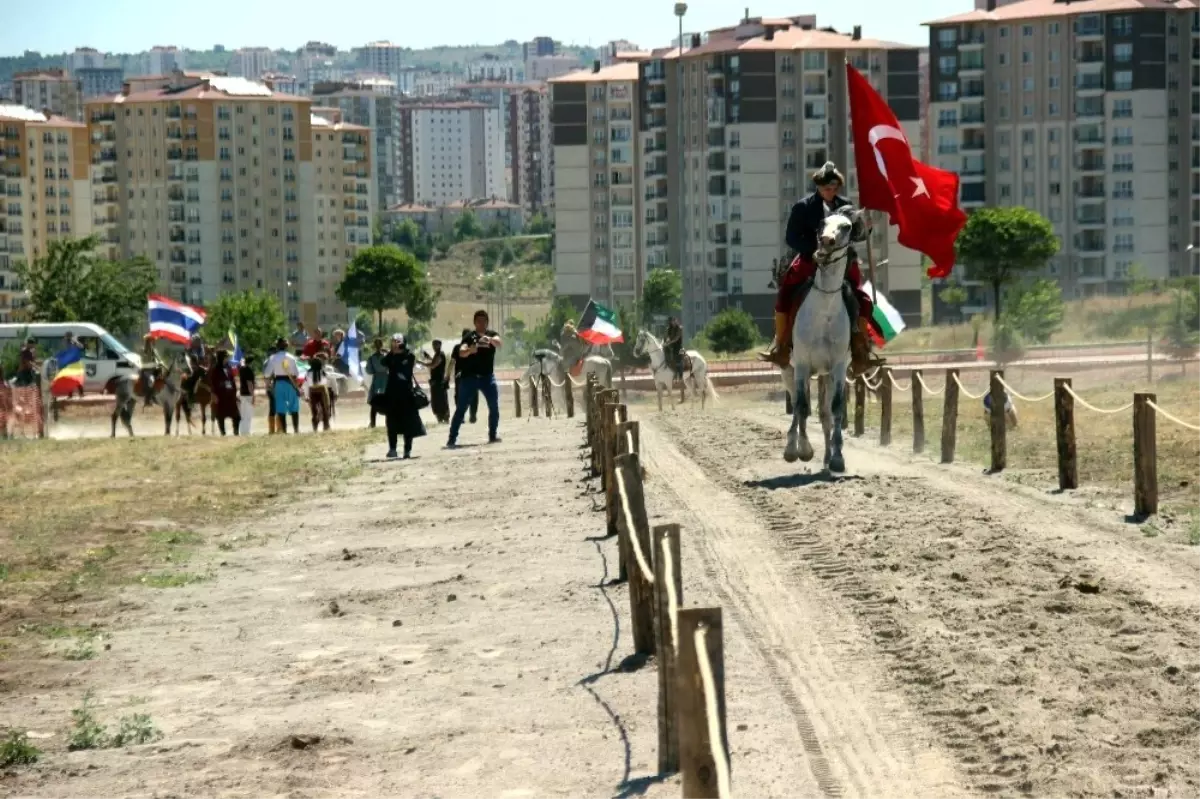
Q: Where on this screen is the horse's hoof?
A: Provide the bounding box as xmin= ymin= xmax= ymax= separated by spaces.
xmin=797 ymin=442 xmax=815 ymax=462
xmin=829 ymin=455 xmax=846 ymax=473
xmin=783 ymin=448 xmax=800 ymax=463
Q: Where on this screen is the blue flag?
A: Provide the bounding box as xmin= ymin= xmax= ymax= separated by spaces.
xmin=340 ymin=321 xmax=362 ymax=381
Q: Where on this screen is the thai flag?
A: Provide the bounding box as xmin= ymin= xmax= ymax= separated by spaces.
xmin=147 ymin=294 xmax=206 ymax=345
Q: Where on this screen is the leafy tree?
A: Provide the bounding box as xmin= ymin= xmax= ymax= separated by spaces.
xmin=405 ymin=320 xmax=431 ymax=350
xmin=955 ymin=207 xmax=1059 ymax=317
xmin=526 ymin=213 xmax=552 ymax=235
xmin=336 ymin=245 xmax=433 ymax=332
xmin=404 ymin=277 xmax=439 ymax=325
xmin=991 ymin=319 xmax=1025 ymax=365
xmin=1163 ymin=281 xmax=1200 ymax=363
xmin=1003 ymin=278 xmax=1064 ymax=344
xmin=937 ymin=280 xmax=969 ymax=324
xmin=201 ymin=290 xmax=287 ymax=356
xmin=14 ymin=235 xmax=157 ymax=337
xmin=453 ymin=210 xmax=483 ymax=242
xmin=392 ymin=218 xmax=421 ymax=250
xmin=641 ymin=268 xmax=683 ymax=323
xmin=529 ymin=296 xmax=580 ymax=350
xmin=610 ymin=303 xmax=646 ymax=367
xmin=704 ymin=308 xmax=760 ymax=354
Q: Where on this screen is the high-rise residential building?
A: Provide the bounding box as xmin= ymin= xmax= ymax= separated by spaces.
xmin=0 ymin=105 xmax=92 ymax=322
xmin=524 ymin=37 xmax=557 ymax=61
xmin=263 ymin=73 xmax=301 ymax=96
xmin=356 ymin=41 xmax=405 ymax=80
xmin=84 ymin=73 xmax=373 ymax=327
xmin=313 ymin=80 xmax=400 ymax=208
xmin=550 ymin=16 xmax=925 ymax=333
xmin=231 ymin=47 xmax=278 ymax=79
xmin=601 ymin=41 xmax=644 ymax=65
xmin=66 ymin=47 xmax=106 ymax=73
xmin=467 ymin=54 xmax=520 ymax=83
xmin=527 ymin=55 xmax=580 ymax=83
xmin=454 ymin=82 xmax=525 ymax=199
xmin=396 ymin=101 xmax=506 ymax=206
xmin=511 ymin=85 xmax=554 ymax=216
xmin=925 ymin=0 xmax=1199 ymax=313
xmin=13 ymin=69 xmax=84 ymax=121
xmin=410 ymin=71 xmax=457 ymax=97
xmin=143 ymin=46 xmax=185 ymax=77
xmin=77 ymin=67 xmax=124 ymax=99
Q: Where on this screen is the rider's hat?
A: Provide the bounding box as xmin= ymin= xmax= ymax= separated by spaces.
xmin=812 ymin=161 xmax=844 ymax=187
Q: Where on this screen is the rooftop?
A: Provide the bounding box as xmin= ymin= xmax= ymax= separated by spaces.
xmin=90 ymin=73 xmax=308 ymax=104
xmin=310 ymin=111 xmax=369 ymax=132
xmin=662 ymin=23 xmax=913 ymax=58
xmin=548 ymin=62 xmax=640 ymax=83
xmin=924 ymin=0 xmax=1197 ymax=25
xmin=0 ymin=104 xmax=85 ymax=126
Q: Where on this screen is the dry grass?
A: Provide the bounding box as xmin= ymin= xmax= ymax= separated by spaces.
xmin=0 ymin=430 xmax=375 ymax=653
xmin=858 ymin=365 xmax=1200 ymax=526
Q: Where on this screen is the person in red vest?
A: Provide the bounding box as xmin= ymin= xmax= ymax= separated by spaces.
xmin=301 ymin=327 xmax=330 ymax=359
xmin=759 ymin=162 xmax=877 ymax=374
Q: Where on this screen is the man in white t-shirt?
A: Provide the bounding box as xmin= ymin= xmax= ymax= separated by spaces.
xmin=264 ymin=338 xmax=301 ymax=434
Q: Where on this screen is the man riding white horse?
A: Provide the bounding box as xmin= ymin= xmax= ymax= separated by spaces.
xmin=760 ymin=162 xmax=881 ymax=376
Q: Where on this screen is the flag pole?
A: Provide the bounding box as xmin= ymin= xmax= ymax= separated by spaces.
xmin=864 ymin=212 xmax=879 ymax=306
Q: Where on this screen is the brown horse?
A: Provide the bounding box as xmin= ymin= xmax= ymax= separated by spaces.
xmin=176 ymin=357 xmax=214 ymax=435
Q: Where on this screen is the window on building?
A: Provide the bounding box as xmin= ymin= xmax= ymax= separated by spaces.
xmin=1113 ymin=43 xmax=1133 ymax=62
xmin=1112 ymin=99 xmax=1133 ymax=118
xmin=1113 ymin=71 xmax=1133 ymax=91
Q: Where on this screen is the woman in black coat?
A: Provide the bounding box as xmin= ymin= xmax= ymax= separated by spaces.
xmin=381 ymin=332 xmax=427 ymax=459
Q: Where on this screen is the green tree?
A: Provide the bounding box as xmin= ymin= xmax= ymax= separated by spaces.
xmin=1163 ymin=280 xmax=1200 ymax=364
xmin=1003 ymin=278 xmax=1064 ymax=344
xmin=610 ymin=303 xmax=646 ymax=367
xmin=336 ymin=245 xmax=433 ymax=332
xmin=453 ymin=210 xmax=483 ymax=242
xmin=404 ymin=277 xmax=439 ymax=325
xmin=526 ymin=213 xmax=552 ymax=235
xmin=14 ymin=235 xmax=157 ymax=337
xmin=704 ymin=308 xmax=760 ymax=354
xmin=991 ymin=318 xmax=1025 ymax=365
xmin=529 ymin=296 xmax=580 ymax=350
xmin=937 ymin=280 xmax=969 ymax=324
xmin=955 ymin=207 xmax=1059 ymax=318
xmin=392 ymin=218 xmax=421 ymax=250
xmin=201 ymin=290 xmax=287 ymax=356
xmin=641 ymin=268 xmax=683 ymax=323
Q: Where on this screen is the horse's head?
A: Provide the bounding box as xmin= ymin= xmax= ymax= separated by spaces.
xmin=817 ymin=207 xmax=866 ymax=266
xmin=633 ymin=329 xmax=649 ymax=357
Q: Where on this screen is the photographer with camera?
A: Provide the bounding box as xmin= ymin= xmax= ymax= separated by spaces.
xmin=446 ymin=309 xmax=502 ymax=448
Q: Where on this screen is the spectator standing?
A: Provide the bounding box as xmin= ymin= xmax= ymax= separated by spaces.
xmin=238 ymin=351 xmax=256 ymax=435
xmin=420 ymin=340 xmax=450 ymax=424
xmin=365 ymin=338 xmax=387 ymax=429
xmin=302 ymin=327 xmax=330 ymax=359
xmin=289 ymin=321 xmax=309 ymax=351
xmin=264 ymin=337 xmax=302 ymax=434
xmin=380 ymin=333 xmax=426 ymax=459
xmin=447 ymin=310 xmax=502 ymax=448
xmin=449 ymin=331 xmax=479 ymax=425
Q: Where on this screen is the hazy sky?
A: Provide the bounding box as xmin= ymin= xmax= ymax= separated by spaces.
xmin=2 ymin=0 xmax=965 ymax=57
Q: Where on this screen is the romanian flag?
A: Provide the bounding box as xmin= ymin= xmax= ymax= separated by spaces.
xmin=50 ymin=345 xmax=86 ymax=397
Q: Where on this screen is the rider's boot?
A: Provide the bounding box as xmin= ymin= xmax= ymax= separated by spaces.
xmin=757 ymin=311 xmax=791 ymax=368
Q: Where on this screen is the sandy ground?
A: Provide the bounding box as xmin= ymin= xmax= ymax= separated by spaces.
xmin=4 ymin=387 xmax=1199 ymax=798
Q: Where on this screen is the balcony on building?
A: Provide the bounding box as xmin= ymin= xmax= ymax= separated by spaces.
xmin=960 ymin=154 xmax=986 ymax=179
xmin=1074 ymin=123 xmax=1105 ymax=148
xmin=1074 ymin=96 xmax=1105 ymax=119
xmin=707 ymin=176 xmax=726 ymax=196
xmin=1077 ymin=257 xmax=1107 ymax=280
xmin=1075 ymin=203 xmax=1106 ymax=225
xmin=961 ymin=104 xmax=985 ymax=127
xmin=804 ymin=150 xmax=829 ymax=170
xmin=1074 ymin=153 xmax=1105 ymax=173
xmin=708 ymin=152 xmax=726 ymax=172
xmin=1075 ymin=72 xmax=1105 ymax=96
xmin=1075 ymin=177 xmax=1106 ymax=200
xmin=959 ymin=52 xmax=985 ymax=75
xmin=707 ymin=130 xmax=725 ymax=149
xmin=961 ymin=132 xmax=986 ymax=152
xmin=1076 ymin=41 xmax=1105 ymax=63
xmin=959 ymin=26 xmax=986 ymax=47
xmin=1073 ymin=16 xmax=1104 ymax=39
xmin=710 ymin=222 xmax=728 ymax=245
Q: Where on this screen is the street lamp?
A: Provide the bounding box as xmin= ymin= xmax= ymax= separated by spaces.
xmin=674 ymin=2 xmax=689 ymax=337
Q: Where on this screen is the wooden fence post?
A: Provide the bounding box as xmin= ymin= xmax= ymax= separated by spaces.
xmin=653 ymin=523 xmax=683 ymax=775
xmin=879 ymin=368 xmax=893 ymax=447
xmin=617 ymin=419 xmax=640 ymax=456
xmin=541 ymin=374 xmax=554 ymax=418
xmin=911 ymin=369 xmax=925 ymax=454
xmin=530 ymin=375 xmax=540 ymax=418
xmin=1133 ymin=392 xmax=1158 ymax=516
xmin=604 ymin=402 xmax=628 ymax=578
xmin=616 ymin=452 xmax=655 ymax=654
xmin=678 ymin=607 xmax=729 ymax=799
xmin=513 ymin=380 xmax=522 ymax=418
xmin=940 ymin=368 xmax=959 ymax=464
xmin=989 ymin=369 xmax=1006 ymax=473
xmin=853 ymin=377 xmax=865 ymax=437
xmin=1054 ymin=377 xmax=1077 ymax=491
xmin=565 ymin=377 xmax=575 ymax=418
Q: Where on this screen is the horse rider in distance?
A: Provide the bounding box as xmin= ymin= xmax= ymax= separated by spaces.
xmin=759 ymin=161 xmax=880 ymax=376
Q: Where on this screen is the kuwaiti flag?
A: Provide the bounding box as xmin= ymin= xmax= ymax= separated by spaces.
xmin=148 ymin=295 xmax=206 ymax=345
xmin=50 ymin=344 xmax=86 ymax=397
xmin=577 ymin=300 xmax=624 ymax=346
xmin=861 ymin=281 xmax=906 ymax=347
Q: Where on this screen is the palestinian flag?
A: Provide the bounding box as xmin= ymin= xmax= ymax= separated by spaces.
xmin=861 ymin=281 xmax=906 ymax=347
xmin=577 ymin=300 xmax=624 ymax=345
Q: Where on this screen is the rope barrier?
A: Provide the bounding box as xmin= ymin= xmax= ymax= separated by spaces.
xmin=951 ymin=372 xmax=986 ymax=400
xmin=996 ymin=376 xmax=1054 ymax=403
xmin=694 ymin=624 xmax=732 ymax=799
xmin=661 ymin=534 xmax=679 ymax=651
xmin=861 ymin=373 xmax=882 ymax=390
xmin=614 ymin=467 xmax=655 ymax=585
xmin=888 ymin=371 xmax=911 ymax=392
xmin=1062 ymin=384 xmax=1133 ymax=415
xmin=1146 ymin=399 xmax=1200 ymax=432
xmin=915 ymin=372 xmax=944 ymax=396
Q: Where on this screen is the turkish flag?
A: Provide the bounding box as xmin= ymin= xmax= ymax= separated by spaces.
xmin=847 ymin=64 xmax=967 ymax=279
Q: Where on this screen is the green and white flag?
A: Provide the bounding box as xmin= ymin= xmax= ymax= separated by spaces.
xmin=861 ymin=281 xmax=905 ymax=346
xmin=577 ymin=300 xmax=624 ymax=345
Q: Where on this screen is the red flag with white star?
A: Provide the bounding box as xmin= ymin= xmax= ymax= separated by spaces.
xmin=847 ymin=64 xmax=967 ymax=279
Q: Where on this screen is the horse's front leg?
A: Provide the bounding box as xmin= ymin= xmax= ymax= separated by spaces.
xmin=785 ymin=365 xmax=814 ymax=463
xmin=817 ymin=376 xmax=834 ymax=471
xmin=655 ymin=377 xmax=664 ymax=412
xmin=828 ymin=364 xmax=848 ymax=473
xmin=110 ymin=410 xmax=118 ymax=438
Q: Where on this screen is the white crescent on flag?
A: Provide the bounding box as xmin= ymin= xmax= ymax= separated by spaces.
xmin=867 ymin=124 xmax=930 ymax=199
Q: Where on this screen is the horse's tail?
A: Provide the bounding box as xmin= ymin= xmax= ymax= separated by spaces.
xmin=705 ymin=376 xmax=721 ymax=404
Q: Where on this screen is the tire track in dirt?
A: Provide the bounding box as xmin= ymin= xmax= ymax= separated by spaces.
xmin=639 ymin=419 xmax=969 ymax=799
xmin=650 ymin=408 xmax=1200 ymax=798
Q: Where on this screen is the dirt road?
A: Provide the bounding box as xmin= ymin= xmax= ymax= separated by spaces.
xmin=642 ymin=401 xmax=1199 ymax=798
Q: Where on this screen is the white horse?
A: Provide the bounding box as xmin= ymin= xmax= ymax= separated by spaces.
xmin=633 ymin=329 xmax=717 ymax=411
xmin=555 ymin=336 xmax=615 ymax=390
xmin=782 ymin=207 xmax=866 ymax=472
xmin=529 ymin=348 xmax=613 ymax=401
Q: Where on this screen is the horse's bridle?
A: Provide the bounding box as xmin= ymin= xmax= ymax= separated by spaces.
xmin=812 ymin=234 xmax=852 ymax=294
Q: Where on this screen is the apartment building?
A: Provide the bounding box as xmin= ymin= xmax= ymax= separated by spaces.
xmin=13 ymin=69 xmax=83 ymax=121
xmin=0 ymin=105 xmax=92 ymax=322
xmin=84 ymin=72 xmax=373 ymax=328
xmin=356 ymin=41 xmax=405 ymax=80
xmin=512 ymin=85 xmax=555 ymax=216
xmin=527 ymin=55 xmax=580 ymax=83
xmin=550 ymin=16 xmax=924 ymax=333
xmin=468 ymin=55 xmax=520 ymax=84
xmin=925 ymin=0 xmax=1199 ymax=316
xmin=142 ymin=46 xmax=186 ymax=77
xmin=77 ymin=68 xmax=124 ymax=99
xmin=231 ymin=47 xmax=278 ymax=79
xmin=313 ymin=80 xmax=400 ymax=208
xmin=455 ymin=82 xmax=525 ymax=199
xmin=66 ymin=48 xmax=107 ymax=73
xmin=398 ymin=101 xmax=505 ymax=206
xmin=262 ymin=73 xmax=300 ymax=96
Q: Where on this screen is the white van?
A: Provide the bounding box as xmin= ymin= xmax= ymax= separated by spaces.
xmin=0 ymin=323 xmax=143 ymax=395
